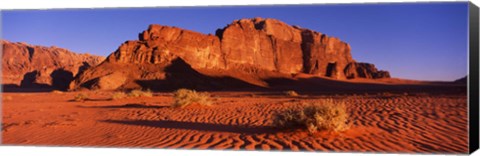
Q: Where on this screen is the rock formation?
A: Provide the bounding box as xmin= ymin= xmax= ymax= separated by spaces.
xmin=454 ymin=76 xmax=467 ymax=84
xmin=71 ymin=18 xmax=390 ymax=91
xmin=344 ymin=62 xmax=391 ymax=79
xmin=1 ymin=40 xmax=105 ymax=91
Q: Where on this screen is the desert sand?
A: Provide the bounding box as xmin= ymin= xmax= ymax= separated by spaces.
xmin=2 ymin=90 xmax=467 ymax=153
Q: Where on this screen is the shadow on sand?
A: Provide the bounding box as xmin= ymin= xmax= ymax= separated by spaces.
xmin=78 ymin=103 xmax=167 ymax=109
xmin=3 ymin=57 xmax=467 ymax=95
xmin=67 ymin=98 xmax=113 ymax=102
xmin=263 ymin=77 xmax=467 ymax=95
xmin=102 ymin=119 xmax=276 ymax=134
xmin=133 ymin=58 xmax=467 ymax=95
xmin=135 ymin=58 xmax=266 ymax=92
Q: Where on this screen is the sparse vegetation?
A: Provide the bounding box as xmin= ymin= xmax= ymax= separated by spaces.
xmin=127 ymin=89 xmax=153 ymax=98
xmin=172 ymin=88 xmax=212 ymax=108
xmin=380 ymin=92 xmax=394 ymax=97
xmin=109 ymin=89 xmax=153 ymax=100
xmin=285 ymin=90 xmax=299 ymax=97
xmin=111 ymin=92 xmax=127 ymax=100
xmin=272 ymin=99 xmax=350 ymax=134
xmin=2 ymin=96 xmax=13 ymax=101
xmin=73 ymin=93 xmax=89 ymax=102
xmin=51 ymin=90 xmax=64 ymax=94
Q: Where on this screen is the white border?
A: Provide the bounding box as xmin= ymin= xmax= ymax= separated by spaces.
xmin=0 ymin=146 xmax=459 ymax=156
xmin=0 ymin=0 xmax=478 ymax=156
xmin=0 ymin=0 xmax=472 ymax=10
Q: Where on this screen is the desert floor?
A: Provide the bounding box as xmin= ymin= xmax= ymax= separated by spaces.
xmin=1 ymin=91 xmax=468 ymax=153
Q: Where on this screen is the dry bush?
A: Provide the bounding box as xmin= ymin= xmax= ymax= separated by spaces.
xmin=74 ymin=93 xmax=89 ymax=102
xmin=51 ymin=90 xmax=64 ymax=94
xmin=111 ymin=92 xmax=127 ymax=100
xmin=128 ymin=89 xmax=153 ymax=98
xmin=272 ymin=99 xmax=350 ymax=134
xmin=272 ymin=109 xmax=304 ymax=128
xmin=379 ymin=92 xmax=395 ymax=97
xmin=172 ymin=88 xmax=212 ymax=108
xmin=284 ymin=90 xmax=299 ymax=97
xmin=2 ymin=96 xmax=13 ymax=101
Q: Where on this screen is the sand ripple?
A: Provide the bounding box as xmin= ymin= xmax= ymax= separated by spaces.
xmin=2 ymin=92 xmax=468 ymax=153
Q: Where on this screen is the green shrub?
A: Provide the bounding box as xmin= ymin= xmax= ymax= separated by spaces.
xmin=272 ymin=99 xmax=350 ymax=134
xmin=284 ymin=90 xmax=299 ymax=97
xmin=128 ymin=89 xmax=153 ymax=98
xmin=172 ymin=88 xmax=212 ymax=108
xmin=74 ymin=93 xmax=89 ymax=102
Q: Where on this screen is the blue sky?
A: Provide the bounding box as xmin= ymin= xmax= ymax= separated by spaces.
xmin=2 ymin=2 xmax=468 ymax=81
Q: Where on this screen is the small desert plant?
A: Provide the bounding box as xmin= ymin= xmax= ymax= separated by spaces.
xmin=51 ymin=90 xmax=64 ymax=94
xmin=172 ymin=88 xmax=212 ymax=108
xmin=284 ymin=90 xmax=299 ymax=97
xmin=272 ymin=109 xmax=304 ymax=128
xmin=128 ymin=89 xmax=153 ymax=98
xmin=272 ymin=99 xmax=350 ymax=134
xmin=73 ymin=93 xmax=89 ymax=102
xmin=380 ymin=92 xmax=394 ymax=97
xmin=2 ymin=96 xmax=13 ymax=101
xmin=111 ymin=92 xmax=127 ymax=100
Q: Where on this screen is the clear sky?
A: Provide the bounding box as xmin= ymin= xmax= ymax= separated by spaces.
xmin=2 ymin=2 xmax=468 ymax=81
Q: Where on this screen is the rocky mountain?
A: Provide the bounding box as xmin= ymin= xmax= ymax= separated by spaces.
xmin=70 ymin=18 xmax=390 ymax=91
xmin=1 ymin=40 xmax=105 ymax=91
xmin=344 ymin=62 xmax=390 ymax=79
xmin=454 ymin=76 xmax=467 ymax=84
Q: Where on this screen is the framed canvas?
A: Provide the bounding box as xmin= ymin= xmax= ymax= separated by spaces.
xmin=1 ymin=0 xmax=479 ymax=155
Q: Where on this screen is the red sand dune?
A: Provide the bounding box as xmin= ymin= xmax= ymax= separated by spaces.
xmin=2 ymin=91 xmax=468 ymax=153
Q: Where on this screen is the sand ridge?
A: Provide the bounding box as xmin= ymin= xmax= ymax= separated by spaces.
xmin=1 ymin=91 xmax=468 ymax=153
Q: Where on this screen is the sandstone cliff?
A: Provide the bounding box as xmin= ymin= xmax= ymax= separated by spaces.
xmin=1 ymin=40 xmax=105 ymax=91
xmin=344 ymin=62 xmax=391 ymax=79
xmin=71 ymin=18 xmax=390 ymax=91
xmin=216 ymin=18 xmax=354 ymax=79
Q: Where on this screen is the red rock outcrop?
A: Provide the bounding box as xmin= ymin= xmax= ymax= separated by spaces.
xmin=109 ymin=25 xmax=224 ymax=69
xmin=344 ymin=62 xmax=390 ymax=79
xmin=454 ymin=76 xmax=467 ymax=84
xmin=71 ymin=18 xmax=390 ymax=91
xmin=1 ymin=40 xmax=105 ymax=90
xmin=216 ymin=18 xmax=354 ymax=78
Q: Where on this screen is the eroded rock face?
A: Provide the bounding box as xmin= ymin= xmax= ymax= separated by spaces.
xmin=1 ymin=40 xmax=105 ymax=90
xmin=106 ymin=18 xmax=357 ymax=75
xmin=90 ymin=72 xmax=127 ymax=90
xmin=344 ymin=62 xmax=390 ymax=79
xmin=108 ymin=25 xmax=224 ymax=69
xmin=216 ymin=18 xmax=304 ymax=73
xmin=72 ymin=18 xmax=390 ymax=90
xmin=300 ymin=29 xmax=353 ymax=79
xmin=216 ymin=18 xmax=354 ymax=77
